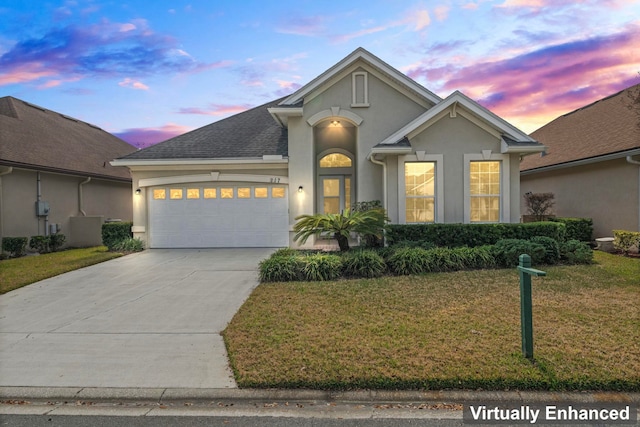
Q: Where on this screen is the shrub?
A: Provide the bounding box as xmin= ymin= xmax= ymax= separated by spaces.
xmin=387 ymin=247 xmax=430 ymax=275
xmin=342 ymin=249 xmax=386 ymax=278
xmin=449 ymin=245 xmax=496 ymax=270
xmin=530 ymin=236 xmax=560 ymax=265
xmin=523 ymin=192 xmax=555 ymax=220
xmin=2 ymin=237 xmax=28 ymax=258
xmin=102 ymin=222 xmax=133 ymax=251
xmin=493 ymin=239 xmax=546 ymax=267
xmin=386 ymin=222 xmax=566 ymax=248
xmin=29 ymin=235 xmax=50 ymax=253
xmin=259 ymin=255 xmax=303 ymax=282
xmin=351 ymin=201 xmax=385 ymax=247
xmin=613 ymin=230 xmax=640 ymax=256
xmin=551 ymin=218 xmax=593 ymax=242
xmin=271 ymin=248 xmax=298 ymax=258
xmin=301 ymin=253 xmax=343 ymax=281
xmin=560 ymin=240 xmax=593 ymax=264
xmin=390 ymin=240 xmax=436 ymax=250
xmin=113 ymin=237 xmax=144 ymax=253
xmin=49 ymin=233 xmax=66 ymax=252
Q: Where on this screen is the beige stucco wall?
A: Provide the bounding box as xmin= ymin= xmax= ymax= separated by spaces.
xmin=520 ymin=158 xmax=640 ymax=238
xmin=386 ymin=113 xmax=522 ymax=224
xmin=288 ymin=63 xmax=428 ymax=221
xmin=0 ymin=167 xmax=132 ymax=247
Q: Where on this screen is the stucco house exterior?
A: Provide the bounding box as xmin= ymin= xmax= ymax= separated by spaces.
xmin=113 ymin=48 xmax=545 ymax=249
xmin=0 ymin=96 xmax=136 ymax=248
xmin=520 ymin=84 xmax=640 ymax=238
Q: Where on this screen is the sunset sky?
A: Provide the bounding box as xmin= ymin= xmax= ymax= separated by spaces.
xmin=1 ymin=0 xmax=639 ymax=147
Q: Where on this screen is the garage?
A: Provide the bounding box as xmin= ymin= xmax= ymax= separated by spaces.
xmin=148 ymin=184 xmax=289 ymax=248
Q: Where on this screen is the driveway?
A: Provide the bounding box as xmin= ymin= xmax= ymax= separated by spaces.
xmin=0 ymin=248 xmax=274 ymax=389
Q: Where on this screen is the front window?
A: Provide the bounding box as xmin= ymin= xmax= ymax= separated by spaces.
xmin=319 ymin=153 xmax=352 ymax=168
xmin=469 ymin=161 xmax=501 ymax=222
xmin=405 ymin=162 xmax=436 ymax=223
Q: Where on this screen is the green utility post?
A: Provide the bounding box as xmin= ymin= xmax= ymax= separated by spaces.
xmin=517 ymin=254 xmax=546 ymax=360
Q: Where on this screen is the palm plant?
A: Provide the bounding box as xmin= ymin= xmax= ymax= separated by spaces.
xmin=293 ymin=208 xmax=388 ymax=251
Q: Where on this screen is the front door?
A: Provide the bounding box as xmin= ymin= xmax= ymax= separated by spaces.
xmin=320 ymin=176 xmax=351 ymax=214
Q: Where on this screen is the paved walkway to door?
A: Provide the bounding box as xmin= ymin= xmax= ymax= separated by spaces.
xmin=0 ymin=248 xmax=274 ymax=389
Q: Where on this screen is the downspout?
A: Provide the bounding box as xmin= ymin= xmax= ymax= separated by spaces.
xmin=367 ymin=152 xmax=387 ymax=212
xmin=0 ymin=167 xmax=14 ymax=242
xmin=78 ymin=177 xmax=91 ymax=216
xmin=627 ymin=156 xmax=640 ymax=231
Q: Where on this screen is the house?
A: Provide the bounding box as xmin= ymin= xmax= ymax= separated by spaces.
xmin=520 ymin=84 xmax=640 ymax=238
xmin=0 ymin=96 xmax=137 ymax=248
xmin=112 ymin=48 xmax=545 ymax=249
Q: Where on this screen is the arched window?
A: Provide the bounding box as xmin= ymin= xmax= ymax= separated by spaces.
xmin=319 ymin=153 xmax=352 ymax=168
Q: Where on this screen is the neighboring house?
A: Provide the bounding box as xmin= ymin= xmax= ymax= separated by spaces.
xmin=0 ymin=96 xmax=137 ymax=248
xmin=112 ymin=48 xmax=544 ymax=249
xmin=520 ymin=84 xmax=640 ymax=238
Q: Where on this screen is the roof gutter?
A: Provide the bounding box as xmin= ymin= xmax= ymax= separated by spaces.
xmin=628 ymin=155 xmax=640 ymax=231
xmin=0 ymin=167 xmax=14 ymax=241
xmin=366 ymin=153 xmax=387 ymax=214
xmin=521 ymin=148 xmax=640 ymax=176
xmin=78 ymin=177 xmax=91 ymax=216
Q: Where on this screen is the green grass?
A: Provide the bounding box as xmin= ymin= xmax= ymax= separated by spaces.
xmin=223 ymin=252 xmax=640 ymax=391
xmin=0 ymin=246 xmax=122 ymax=294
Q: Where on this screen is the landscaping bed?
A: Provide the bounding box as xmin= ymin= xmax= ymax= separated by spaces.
xmin=223 ymin=252 xmax=639 ymax=391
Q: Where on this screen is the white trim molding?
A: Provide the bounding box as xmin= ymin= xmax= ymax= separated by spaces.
xmin=463 ymin=152 xmax=510 ymax=224
xmin=306 ymin=107 xmax=364 ymax=127
xmin=351 ymin=71 xmax=370 ymax=107
xmin=398 ymin=154 xmax=444 ymax=224
xmin=138 ymin=172 xmax=289 ymax=188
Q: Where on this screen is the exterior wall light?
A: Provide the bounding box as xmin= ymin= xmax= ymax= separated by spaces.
xmin=298 ymin=186 xmax=303 ymax=193
xmin=135 ymin=188 xmax=142 ymax=195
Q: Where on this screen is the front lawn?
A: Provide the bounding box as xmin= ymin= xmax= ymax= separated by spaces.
xmin=0 ymin=246 xmax=122 ymax=294
xmin=223 ymin=251 xmax=639 ymax=391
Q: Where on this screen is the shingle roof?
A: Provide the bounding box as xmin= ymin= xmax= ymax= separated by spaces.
xmin=119 ymin=98 xmax=288 ymax=161
xmin=520 ymin=84 xmax=640 ymax=171
xmin=0 ymin=96 xmax=136 ymax=181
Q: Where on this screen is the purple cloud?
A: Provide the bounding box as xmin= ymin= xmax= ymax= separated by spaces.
xmin=114 ymin=123 xmax=191 ymax=148
xmin=0 ymin=20 xmax=231 ymax=87
xmin=407 ymin=23 xmax=640 ymax=130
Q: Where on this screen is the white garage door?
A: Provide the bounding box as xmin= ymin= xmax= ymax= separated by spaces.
xmin=148 ymin=184 xmax=289 ymax=248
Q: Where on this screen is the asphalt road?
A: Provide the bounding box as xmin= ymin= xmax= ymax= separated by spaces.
xmin=0 ymin=415 xmax=464 ymax=427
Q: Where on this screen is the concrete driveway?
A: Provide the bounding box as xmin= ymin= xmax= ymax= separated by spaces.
xmin=0 ymin=248 xmax=274 ymax=389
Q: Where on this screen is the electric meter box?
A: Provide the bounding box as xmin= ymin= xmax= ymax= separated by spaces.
xmin=36 ymin=201 xmax=50 ymax=216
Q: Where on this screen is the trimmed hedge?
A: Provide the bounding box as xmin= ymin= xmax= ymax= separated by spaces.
xmin=551 ymin=218 xmax=593 ymax=242
xmin=387 ymin=222 xmax=566 ymax=248
xmin=101 ymin=222 xmax=133 ymax=251
xmin=2 ymin=237 xmax=28 ymax=258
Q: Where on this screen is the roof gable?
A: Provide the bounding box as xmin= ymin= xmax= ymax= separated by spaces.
xmin=374 ymin=91 xmax=542 ymax=154
xmin=0 ymin=97 xmax=136 ymax=181
xmin=279 ymin=48 xmax=442 ymax=108
xmin=520 ymin=83 xmax=640 ymax=171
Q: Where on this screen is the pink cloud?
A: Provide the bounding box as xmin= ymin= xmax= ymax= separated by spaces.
xmin=177 ymin=104 xmax=251 ymax=116
xmin=114 ymin=123 xmax=191 ymax=148
xmin=0 ymin=63 xmax=57 ymax=85
xmin=407 ymin=23 xmax=640 ymax=132
xmin=118 ymin=78 xmax=149 ymax=90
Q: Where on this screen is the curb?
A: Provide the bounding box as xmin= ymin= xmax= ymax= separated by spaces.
xmin=1 ymin=387 xmax=639 ymax=405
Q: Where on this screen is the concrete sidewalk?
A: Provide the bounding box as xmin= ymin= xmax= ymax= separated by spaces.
xmin=0 ymin=249 xmax=274 ymax=389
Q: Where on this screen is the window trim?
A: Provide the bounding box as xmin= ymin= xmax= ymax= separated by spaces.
xmin=398 ymin=154 xmax=444 ymax=224
xmin=463 ymin=153 xmax=510 ymax=223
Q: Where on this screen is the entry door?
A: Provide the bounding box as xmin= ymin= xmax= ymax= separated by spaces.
xmin=320 ymin=176 xmax=351 ymax=214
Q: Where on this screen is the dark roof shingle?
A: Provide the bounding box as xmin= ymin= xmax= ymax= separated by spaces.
xmin=0 ymin=97 xmax=136 ymax=181
xmin=120 ymin=98 xmax=288 ymax=160
xmin=521 ymin=84 xmax=640 ymax=171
